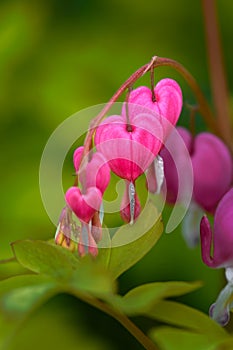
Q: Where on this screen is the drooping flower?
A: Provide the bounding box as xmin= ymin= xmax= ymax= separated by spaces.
xmin=200 ymin=188 xmax=233 ymax=326
xmin=95 ymin=113 xmax=162 ymax=182
xmin=73 ymin=147 xmax=110 ymax=194
xmin=150 ymin=126 xmax=233 ymax=246
xmin=192 ymin=133 xmax=233 ymax=214
xmin=65 ymin=186 xmax=102 ymax=224
xmin=95 ymin=111 xmax=162 ymax=223
xmin=56 ymin=148 xmax=111 ymax=257
xmin=152 ymin=127 xmax=232 ymax=211
xmin=125 ymin=78 xmax=183 ymax=139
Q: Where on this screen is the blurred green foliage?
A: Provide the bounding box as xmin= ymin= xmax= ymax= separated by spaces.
xmin=1 ymin=0 xmax=233 ymax=349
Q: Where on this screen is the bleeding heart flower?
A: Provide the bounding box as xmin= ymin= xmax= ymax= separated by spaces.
xmin=125 ymin=78 xmax=182 ymax=138
xmin=159 ymin=127 xmax=233 ymax=213
xmin=65 ymin=186 xmax=102 ymax=223
xmin=200 ymin=188 xmax=233 ymax=269
xmin=200 ymin=188 xmax=233 ymax=326
xmin=192 ymin=132 xmax=233 ymax=214
xmin=73 ymin=147 xmax=110 ymax=194
xmin=94 ymin=113 xmax=162 ymax=182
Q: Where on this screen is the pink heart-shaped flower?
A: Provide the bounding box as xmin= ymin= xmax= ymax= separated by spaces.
xmin=73 ymin=147 xmax=110 ymax=194
xmin=65 ymin=186 xmax=102 ymax=223
xmin=192 ymin=132 xmax=233 ymax=213
xmin=95 ymin=113 xmax=162 ymax=181
xmin=126 ymin=78 xmax=182 ymax=139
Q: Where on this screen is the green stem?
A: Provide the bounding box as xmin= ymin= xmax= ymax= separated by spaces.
xmin=69 ymin=290 xmax=159 ymax=350
xmin=202 ymin=0 xmax=232 ymax=148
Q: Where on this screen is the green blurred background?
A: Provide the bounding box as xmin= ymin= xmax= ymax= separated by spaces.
xmin=1 ymin=0 xmax=233 ymax=349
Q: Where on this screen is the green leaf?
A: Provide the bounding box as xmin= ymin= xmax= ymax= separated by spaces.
xmin=11 ymin=240 xmax=116 ymax=296
xmin=96 ymin=226 xmax=111 ymax=269
xmin=0 ymin=257 xmax=30 ymax=281
xmin=11 ymin=240 xmax=80 ymax=281
xmin=0 ymin=274 xmax=57 ymax=314
xmin=108 ymin=281 xmax=202 ymax=315
xmin=107 ymin=201 xmax=163 ymax=279
xmin=145 ymin=300 xmax=227 ymax=341
xmin=149 ymin=326 xmax=219 ymax=350
xmin=0 ymin=274 xmax=58 ymax=349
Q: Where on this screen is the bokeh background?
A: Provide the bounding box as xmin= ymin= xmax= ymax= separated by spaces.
xmin=1 ymin=0 xmax=233 ymax=349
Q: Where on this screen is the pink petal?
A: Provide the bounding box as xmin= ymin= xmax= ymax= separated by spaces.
xmin=213 ymin=188 xmax=233 ymax=267
xmin=200 ymin=215 xmax=216 ymax=267
xmin=73 ymin=146 xmax=84 ymax=172
xmin=65 ymin=186 xmax=102 ymax=223
xmin=126 ymin=78 xmax=183 ymax=139
xmin=95 ymin=114 xmax=162 ymax=181
xmin=192 ymin=133 xmax=233 ymax=213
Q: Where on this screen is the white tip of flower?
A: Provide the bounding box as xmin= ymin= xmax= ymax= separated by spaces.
xmin=225 ymin=267 xmax=233 ymax=284
xmin=99 ymin=201 xmax=104 ymax=225
xmin=154 ymin=155 xmax=164 ymax=194
xmin=128 ymin=181 xmax=135 ymax=225
xmin=209 ymin=282 xmax=233 ymax=326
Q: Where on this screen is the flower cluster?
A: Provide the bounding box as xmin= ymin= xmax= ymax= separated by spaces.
xmin=56 ymin=78 xmax=183 ymax=255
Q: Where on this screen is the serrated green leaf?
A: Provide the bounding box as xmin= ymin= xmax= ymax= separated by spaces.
xmin=108 ymin=281 xmax=202 ymax=315
xmin=11 ymin=240 xmax=116 ymax=296
xmin=149 ymin=326 xmax=219 ymax=350
xmin=145 ymin=300 xmax=227 ymax=341
xmin=107 ymin=201 xmax=163 ymax=279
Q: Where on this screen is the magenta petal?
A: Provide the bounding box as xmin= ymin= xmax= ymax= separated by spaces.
xmin=200 ymin=215 xmax=216 ymax=267
xmin=213 ymin=188 xmax=233 ymax=267
xmin=95 ymin=114 xmax=162 ymax=181
xmin=160 ymin=126 xmax=193 ymax=203
xmin=192 ymin=133 xmax=233 ymax=213
xmin=126 ymin=78 xmax=183 ymax=139
xmin=73 ymin=146 xmax=84 ymax=172
xmin=85 ymin=152 xmax=110 ymax=194
xmin=65 ymin=186 xmax=102 ymax=223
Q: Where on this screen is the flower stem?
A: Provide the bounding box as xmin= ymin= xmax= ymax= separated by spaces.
xmin=202 ymin=0 xmax=232 ymax=148
xmin=76 ymin=55 xmax=220 ymax=185
xmin=69 ymin=290 xmax=159 ymax=350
